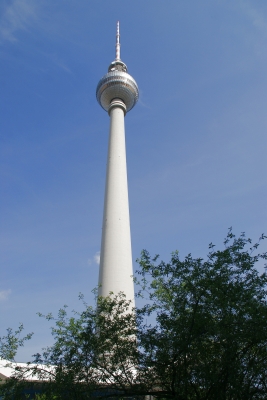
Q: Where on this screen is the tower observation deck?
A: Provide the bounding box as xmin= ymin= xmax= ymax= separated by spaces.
xmin=96 ymin=22 xmax=138 ymax=302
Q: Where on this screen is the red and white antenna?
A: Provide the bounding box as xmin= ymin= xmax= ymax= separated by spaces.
xmin=115 ymin=21 xmax=120 ymax=60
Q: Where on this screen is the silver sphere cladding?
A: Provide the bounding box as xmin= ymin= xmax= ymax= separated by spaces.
xmin=96 ymin=71 xmax=139 ymax=113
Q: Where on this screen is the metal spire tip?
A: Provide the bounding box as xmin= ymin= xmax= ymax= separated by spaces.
xmin=115 ymin=21 xmax=120 ymax=60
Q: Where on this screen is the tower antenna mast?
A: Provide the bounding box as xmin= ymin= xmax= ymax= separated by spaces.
xmin=115 ymin=20 xmax=120 ymax=60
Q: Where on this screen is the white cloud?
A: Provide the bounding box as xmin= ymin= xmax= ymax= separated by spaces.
xmin=239 ymin=1 xmax=267 ymax=36
xmin=94 ymin=251 xmax=100 ymax=265
xmin=87 ymin=252 xmax=100 ymax=266
xmin=0 ymin=289 xmax=11 ymax=301
xmin=0 ymin=0 xmax=38 ymax=43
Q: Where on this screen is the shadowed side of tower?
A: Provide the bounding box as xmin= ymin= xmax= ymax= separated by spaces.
xmin=96 ymin=22 xmax=138 ymax=302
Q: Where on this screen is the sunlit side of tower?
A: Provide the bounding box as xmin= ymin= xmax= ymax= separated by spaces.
xmin=96 ymin=22 xmax=138 ymax=302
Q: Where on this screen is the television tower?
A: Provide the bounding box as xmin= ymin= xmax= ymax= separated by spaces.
xmin=96 ymin=22 xmax=139 ymax=302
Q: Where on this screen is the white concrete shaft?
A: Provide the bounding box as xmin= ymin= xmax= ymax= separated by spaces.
xmin=98 ymin=103 xmax=134 ymax=302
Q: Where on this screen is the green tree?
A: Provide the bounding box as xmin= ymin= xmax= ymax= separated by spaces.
xmin=0 ymin=294 xmax=139 ymax=399
xmin=1 ymin=229 xmax=267 ymax=399
xmin=136 ymin=229 xmax=267 ymax=399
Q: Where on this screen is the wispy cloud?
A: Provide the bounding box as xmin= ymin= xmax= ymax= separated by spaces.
xmin=94 ymin=251 xmax=100 ymax=265
xmin=38 ymin=51 xmax=72 ymax=74
xmin=53 ymin=59 xmax=72 ymax=74
xmin=87 ymin=251 xmax=100 ymax=266
xmin=0 ymin=289 xmax=11 ymax=301
xmin=0 ymin=0 xmax=38 ymax=43
xmin=137 ymin=89 xmax=152 ymax=110
xmin=240 ymin=1 xmax=267 ymax=35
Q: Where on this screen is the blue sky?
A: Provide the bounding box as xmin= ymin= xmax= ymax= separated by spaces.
xmin=1 ymin=0 xmax=267 ymax=361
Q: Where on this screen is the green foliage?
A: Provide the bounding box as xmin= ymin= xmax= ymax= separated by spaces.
xmin=136 ymin=229 xmax=267 ymax=399
xmin=1 ymin=229 xmax=267 ymax=399
xmin=0 ymin=294 xmax=139 ymax=399
xmin=0 ymin=324 xmax=33 ymax=361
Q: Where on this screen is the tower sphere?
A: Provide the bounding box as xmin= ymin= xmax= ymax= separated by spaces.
xmin=96 ymin=26 xmax=139 ymax=113
xmin=96 ymin=70 xmax=139 ymax=113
